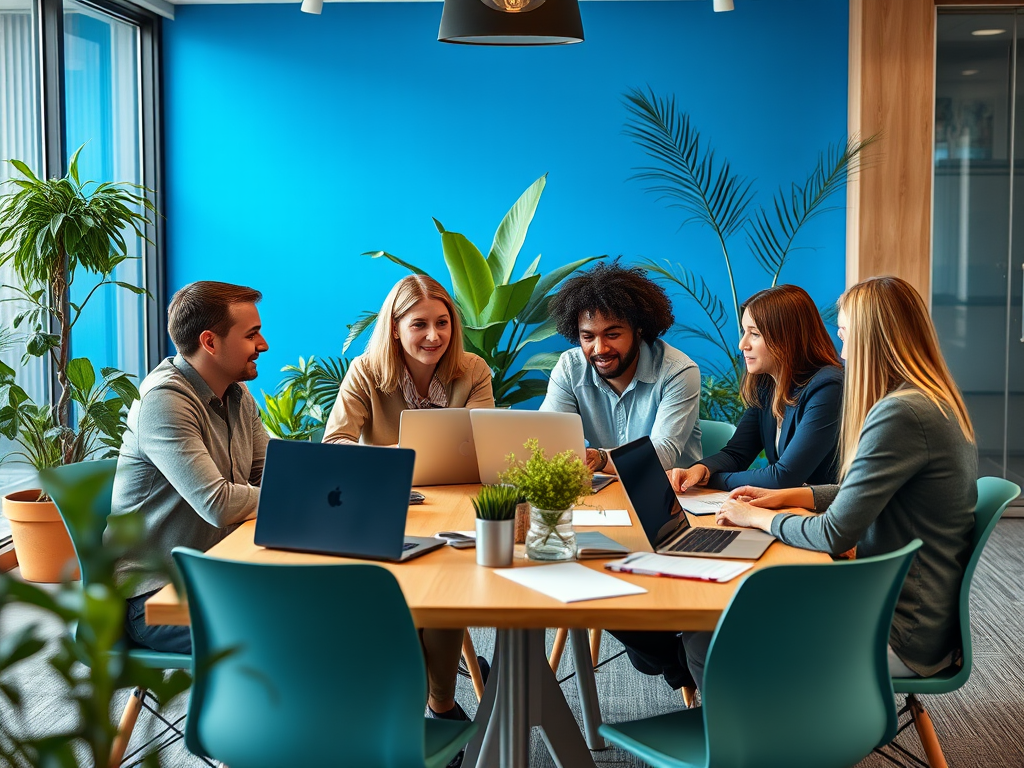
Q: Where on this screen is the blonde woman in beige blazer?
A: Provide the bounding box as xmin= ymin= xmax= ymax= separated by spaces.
xmin=324 ymin=275 xmax=493 ymax=743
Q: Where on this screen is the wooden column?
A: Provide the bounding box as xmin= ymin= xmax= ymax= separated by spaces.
xmin=847 ymin=0 xmax=937 ymax=299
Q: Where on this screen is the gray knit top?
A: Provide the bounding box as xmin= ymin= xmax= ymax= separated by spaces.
xmin=770 ymin=389 xmax=977 ymax=676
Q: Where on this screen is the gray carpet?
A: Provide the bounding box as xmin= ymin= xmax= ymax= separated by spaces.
xmin=3 ymin=521 xmax=1023 ymax=767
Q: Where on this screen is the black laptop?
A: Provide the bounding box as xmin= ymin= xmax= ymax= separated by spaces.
xmin=254 ymin=440 xmax=444 ymax=562
xmin=611 ymin=437 xmax=775 ymax=560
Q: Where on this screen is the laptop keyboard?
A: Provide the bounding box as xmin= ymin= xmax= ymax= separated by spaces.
xmin=667 ymin=528 xmax=741 ymax=554
xmin=402 ymin=542 xmax=417 ymax=551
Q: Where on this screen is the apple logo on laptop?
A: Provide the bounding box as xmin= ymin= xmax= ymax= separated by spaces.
xmin=327 ymin=486 xmax=343 ymax=507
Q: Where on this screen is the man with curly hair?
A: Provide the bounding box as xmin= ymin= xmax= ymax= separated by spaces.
xmin=540 ymin=262 xmax=702 ymax=471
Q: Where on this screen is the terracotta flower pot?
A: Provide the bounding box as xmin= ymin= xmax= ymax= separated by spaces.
xmin=2 ymin=490 xmax=80 ymax=582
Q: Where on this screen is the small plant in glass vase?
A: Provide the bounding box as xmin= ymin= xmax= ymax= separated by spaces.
xmin=499 ymin=439 xmax=592 ymax=561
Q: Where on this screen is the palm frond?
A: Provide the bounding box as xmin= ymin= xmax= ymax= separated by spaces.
xmin=308 ymin=356 xmax=349 ymax=415
xmin=624 ymin=87 xmax=756 ymax=241
xmin=747 ymin=135 xmax=878 ymax=280
xmin=342 ymin=311 xmax=377 ymax=355
xmin=640 ymin=258 xmax=730 ymax=336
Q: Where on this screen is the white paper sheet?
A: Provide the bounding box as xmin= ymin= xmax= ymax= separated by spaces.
xmin=677 ymin=490 xmax=731 ymax=516
xmin=494 ymin=562 xmax=647 ymax=603
xmin=572 ymin=508 xmax=633 ymax=527
xmin=606 ymin=552 xmax=752 ymax=583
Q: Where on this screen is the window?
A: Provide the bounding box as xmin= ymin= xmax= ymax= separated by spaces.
xmin=0 ymin=0 xmax=163 ymax=505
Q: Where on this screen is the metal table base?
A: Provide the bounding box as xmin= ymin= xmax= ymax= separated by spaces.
xmin=465 ymin=628 xmax=607 ymax=768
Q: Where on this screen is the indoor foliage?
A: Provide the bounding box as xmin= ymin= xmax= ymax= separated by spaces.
xmin=259 ymin=355 xmax=349 ymax=441
xmin=0 ymin=147 xmax=151 ymax=468
xmin=624 ymin=87 xmax=873 ymax=422
xmin=344 ymin=175 xmax=604 ymax=408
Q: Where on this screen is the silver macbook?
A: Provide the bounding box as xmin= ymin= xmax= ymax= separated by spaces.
xmin=399 ymin=408 xmax=481 ymax=486
xmin=254 ymin=440 xmax=444 ymax=562
xmin=611 ymin=437 xmax=775 ymax=560
xmin=470 ymin=410 xmax=586 ymax=484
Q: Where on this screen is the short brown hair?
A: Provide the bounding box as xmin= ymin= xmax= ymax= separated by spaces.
xmin=739 ymin=285 xmax=842 ymax=422
xmin=167 ymin=281 xmax=262 ymax=356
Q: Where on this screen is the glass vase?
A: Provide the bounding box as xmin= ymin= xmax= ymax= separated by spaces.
xmin=525 ymin=505 xmax=576 ymax=561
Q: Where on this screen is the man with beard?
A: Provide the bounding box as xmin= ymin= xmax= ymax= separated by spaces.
xmin=540 ymin=263 xmax=701 ymax=473
xmin=108 ymin=281 xmax=270 ymax=653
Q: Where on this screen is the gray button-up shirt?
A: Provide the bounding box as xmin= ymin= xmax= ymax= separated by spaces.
xmin=108 ymin=355 xmax=268 ymax=597
xmin=539 ymin=340 xmax=702 ymax=469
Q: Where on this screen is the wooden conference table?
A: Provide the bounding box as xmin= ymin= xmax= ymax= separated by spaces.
xmin=146 ymin=482 xmax=827 ymax=768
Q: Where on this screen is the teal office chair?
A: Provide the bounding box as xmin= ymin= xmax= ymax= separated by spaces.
xmin=39 ymin=461 xmax=198 ymax=768
xmin=171 ymin=548 xmax=479 ymax=768
xmin=698 ymin=420 xmax=736 ymax=457
xmin=879 ymin=476 xmax=1021 ymax=768
xmin=599 ymin=540 xmax=922 ymax=768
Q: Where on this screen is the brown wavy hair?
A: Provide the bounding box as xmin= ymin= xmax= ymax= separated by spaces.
xmin=739 ymin=284 xmax=842 ymax=421
xmin=837 ymin=276 xmax=974 ymax=479
xmin=363 ymin=275 xmax=466 ymax=394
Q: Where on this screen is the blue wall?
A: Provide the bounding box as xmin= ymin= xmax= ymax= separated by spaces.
xmin=163 ymin=0 xmax=849 ymax=401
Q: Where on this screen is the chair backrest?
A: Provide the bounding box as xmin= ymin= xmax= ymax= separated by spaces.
xmin=955 ymin=476 xmax=1020 ymax=682
xmin=699 ymin=420 xmax=736 ymax=457
xmin=172 ymin=548 xmax=429 ymax=768
xmin=701 ymin=540 xmax=921 ymax=768
xmin=38 ymin=459 xmax=118 ymax=588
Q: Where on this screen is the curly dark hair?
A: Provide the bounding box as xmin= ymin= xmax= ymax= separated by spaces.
xmin=548 ymin=262 xmax=675 ymax=344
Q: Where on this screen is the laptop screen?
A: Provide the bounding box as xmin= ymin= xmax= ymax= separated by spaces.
xmin=610 ymin=437 xmax=690 ymax=549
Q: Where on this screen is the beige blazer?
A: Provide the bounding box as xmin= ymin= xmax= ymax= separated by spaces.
xmin=322 ymin=353 xmax=495 ymax=446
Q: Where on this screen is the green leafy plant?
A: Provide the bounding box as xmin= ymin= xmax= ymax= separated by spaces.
xmin=344 ymin=175 xmax=605 ymax=407
xmin=0 ymin=146 xmax=153 ymax=464
xmin=624 ymin=87 xmax=872 ymax=422
xmin=0 ymin=476 xmax=190 ymax=767
xmin=471 ymin=484 xmax=523 ymax=521
xmin=499 ymin=438 xmax=592 ymax=512
xmin=259 ymin=355 xmax=349 ymax=440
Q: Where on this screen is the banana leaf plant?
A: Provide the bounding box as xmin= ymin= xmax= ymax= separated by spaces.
xmin=344 ymin=175 xmax=605 ymax=407
xmin=0 ymin=145 xmax=154 ymax=464
xmin=259 ymin=355 xmax=349 ymax=441
xmin=624 ymin=87 xmax=874 ymax=422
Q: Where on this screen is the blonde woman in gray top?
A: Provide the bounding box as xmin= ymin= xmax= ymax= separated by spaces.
xmin=717 ymin=276 xmax=977 ymax=685
xmin=325 ymin=275 xmax=494 ymax=749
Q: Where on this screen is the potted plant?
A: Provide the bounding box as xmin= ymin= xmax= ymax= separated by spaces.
xmin=500 ymin=439 xmax=592 ymax=562
xmin=0 ymin=147 xmax=152 ymax=581
xmin=471 ymin=484 xmax=522 ymax=567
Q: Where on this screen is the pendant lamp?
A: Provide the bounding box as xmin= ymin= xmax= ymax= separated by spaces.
xmin=438 ymin=0 xmax=584 ymax=46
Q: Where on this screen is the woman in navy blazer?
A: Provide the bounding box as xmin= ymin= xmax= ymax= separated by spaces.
xmin=670 ymin=285 xmax=843 ymax=491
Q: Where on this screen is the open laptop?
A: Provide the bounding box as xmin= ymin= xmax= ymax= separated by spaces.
xmin=399 ymin=408 xmax=480 ymax=486
xmin=470 ymin=410 xmax=586 ymax=484
xmin=611 ymin=436 xmax=775 ymax=560
xmin=254 ymin=440 xmax=445 ymax=562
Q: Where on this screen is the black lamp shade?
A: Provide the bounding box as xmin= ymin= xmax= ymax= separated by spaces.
xmin=438 ymin=0 xmax=584 ymax=46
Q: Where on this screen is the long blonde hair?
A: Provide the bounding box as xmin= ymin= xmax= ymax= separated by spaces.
xmin=838 ymin=276 xmax=974 ymax=479
xmin=363 ymin=275 xmax=466 ymax=394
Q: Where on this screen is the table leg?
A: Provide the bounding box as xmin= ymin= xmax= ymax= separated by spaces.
xmin=467 ymin=629 xmax=598 ymax=768
xmin=569 ymin=628 xmax=607 ymax=750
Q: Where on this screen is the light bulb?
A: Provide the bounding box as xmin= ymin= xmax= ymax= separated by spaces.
xmin=481 ymin=0 xmax=546 ymax=13
xmin=714 ymin=0 xmax=734 ymax=11
xmin=300 ymin=0 xmax=323 ymax=14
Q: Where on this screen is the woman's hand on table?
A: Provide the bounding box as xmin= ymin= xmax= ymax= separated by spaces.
xmin=715 ymin=498 xmax=776 ymax=532
xmin=668 ymin=465 xmax=710 ymax=493
xmin=727 ymin=485 xmax=814 ymax=510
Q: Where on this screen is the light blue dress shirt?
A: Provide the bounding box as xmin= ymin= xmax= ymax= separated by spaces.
xmin=539 ymin=339 xmax=702 ymax=469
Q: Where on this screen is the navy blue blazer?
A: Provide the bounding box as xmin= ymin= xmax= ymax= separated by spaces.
xmin=701 ymin=366 xmax=844 ymax=491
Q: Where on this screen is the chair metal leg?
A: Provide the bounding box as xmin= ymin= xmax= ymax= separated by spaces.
xmin=570 ymin=628 xmax=606 ymax=750
xmin=589 ymin=629 xmax=602 ymax=667
xmin=462 ymin=631 xmax=486 ymax=701
xmin=548 ymin=627 xmax=568 ymax=672
xmin=908 ymin=695 xmax=949 ymax=768
xmin=680 ymin=686 xmax=697 ymax=708
xmin=110 ymin=687 xmax=146 ymax=768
